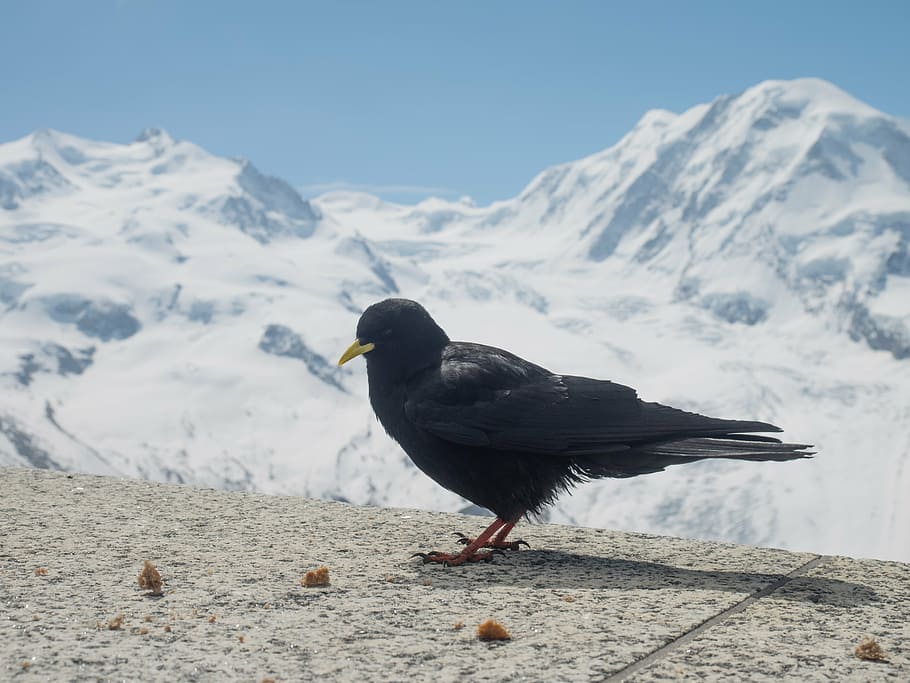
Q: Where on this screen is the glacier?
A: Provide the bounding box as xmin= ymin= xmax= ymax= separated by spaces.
xmin=1 ymin=78 xmax=908 ymax=562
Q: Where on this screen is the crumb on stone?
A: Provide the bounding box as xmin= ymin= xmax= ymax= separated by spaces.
xmin=108 ymin=613 xmax=125 ymax=630
xmin=21 ymin=661 xmax=32 ymax=670
xmin=262 ymin=603 xmax=271 ymax=610
xmin=422 ymin=578 xmax=433 ymax=586
xmin=238 ymin=634 xmax=245 ymax=643
xmin=143 ymin=615 xmax=153 ymax=622
xmin=34 ymin=567 xmax=48 ymax=576
xmin=208 ymin=614 xmax=217 ymax=623
xmin=138 ymin=627 xmax=149 ymax=635
xmin=302 ymin=566 xmax=330 ymax=587
xmin=562 ymin=595 xmax=575 ymax=602
xmin=163 ymin=625 xmax=172 ymax=633
xmin=855 ymin=637 xmax=888 ymax=662
xmin=137 ymin=560 xmax=163 ymax=595
xmin=477 ymin=618 xmax=511 ymax=641
xmin=453 ymin=621 xmax=465 ymax=630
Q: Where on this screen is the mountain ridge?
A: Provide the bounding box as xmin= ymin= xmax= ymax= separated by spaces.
xmin=1 ymin=78 xmax=908 ymax=561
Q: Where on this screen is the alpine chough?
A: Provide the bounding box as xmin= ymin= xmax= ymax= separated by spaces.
xmin=338 ymin=298 xmax=813 ymax=566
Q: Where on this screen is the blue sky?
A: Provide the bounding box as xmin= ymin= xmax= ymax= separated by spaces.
xmin=3 ymin=1 xmax=909 ymax=205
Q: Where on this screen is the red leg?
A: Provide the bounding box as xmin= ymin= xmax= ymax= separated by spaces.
xmin=493 ymin=522 xmax=516 ymax=544
xmin=415 ymin=518 xmax=508 ymax=566
xmin=455 ymin=520 xmax=530 ymax=551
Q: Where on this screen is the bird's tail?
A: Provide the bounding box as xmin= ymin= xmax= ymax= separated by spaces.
xmin=641 ymin=436 xmax=815 ymax=462
xmin=573 ymin=435 xmax=814 ymax=479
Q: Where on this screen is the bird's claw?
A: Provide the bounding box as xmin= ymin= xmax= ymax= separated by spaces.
xmin=412 ymin=551 xmax=451 ymax=565
xmin=416 ymin=529 xmax=528 ymax=565
xmin=454 ymin=532 xmax=473 ymax=546
xmin=411 ymin=551 xmax=450 ymax=561
xmin=459 ymin=536 xmax=530 ymax=551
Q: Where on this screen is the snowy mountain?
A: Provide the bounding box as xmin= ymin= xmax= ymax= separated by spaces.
xmin=2 ymin=78 xmax=908 ymax=562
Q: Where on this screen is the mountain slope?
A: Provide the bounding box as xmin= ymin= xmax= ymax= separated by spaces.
xmin=1 ymin=78 xmax=908 ymax=562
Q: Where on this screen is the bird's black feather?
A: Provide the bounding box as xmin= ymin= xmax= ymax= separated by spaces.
xmin=405 ymin=344 xmax=785 ymax=455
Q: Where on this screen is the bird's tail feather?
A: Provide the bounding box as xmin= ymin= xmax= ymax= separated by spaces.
xmin=642 ymin=436 xmax=814 ymax=461
xmin=573 ymin=436 xmax=813 ymax=479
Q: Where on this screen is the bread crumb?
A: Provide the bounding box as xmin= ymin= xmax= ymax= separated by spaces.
xmin=34 ymin=567 xmax=48 ymax=576
xmin=163 ymin=625 xmax=172 ymax=633
xmin=208 ymin=614 xmax=217 ymax=623
xmin=562 ymin=595 xmax=575 ymax=602
xmin=108 ymin=613 xmax=125 ymax=630
xmin=477 ymin=618 xmax=511 ymax=641
xmin=453 ymin=621 xmax=465 ymax=630
xmin=32 ymin=615 xmax=40 ymax=621
xmin=238 ymin=634 xmax=245 ymax=643
xmin=20 ymin=661 xmax=32 ymax=670
xmin=137 ymin=560 xmax=163 ymax=595
xmin=302 ymin=566 xmax=330 ymax=587
xmin=262 ymin=603 xmax=271 ymax=609
xmin=422 ymin=578 xmax=433 ymax=586
xmin=261 ymin=679 xmax=277 ymax=683
xmin=143 ymin=615 xmax=153 ymax=623
xmin=138 ymin=627 xmax=149 ymax=635
xmin=855 ymin=637 xmax=888 ymax=662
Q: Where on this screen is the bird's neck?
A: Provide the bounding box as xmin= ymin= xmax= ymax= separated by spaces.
xmin=366 ymin=347 xmax=440 ymax=390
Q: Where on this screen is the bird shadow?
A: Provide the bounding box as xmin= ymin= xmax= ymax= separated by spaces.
xmin=417 ymin=549 xmax=878 ymax=608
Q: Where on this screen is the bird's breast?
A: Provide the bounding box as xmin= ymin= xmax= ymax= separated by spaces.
xmin=367 ymin=380 xmax=410 ymax=438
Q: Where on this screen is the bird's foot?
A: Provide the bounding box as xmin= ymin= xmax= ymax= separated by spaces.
xmin=454 ymin=532 xmax=530 ymax=551
xmin=412 ymin=549 xmax=500 ymax=566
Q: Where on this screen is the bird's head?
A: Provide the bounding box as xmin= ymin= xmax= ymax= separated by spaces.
xmin=338 ymin=298 xmax=449 ymax=381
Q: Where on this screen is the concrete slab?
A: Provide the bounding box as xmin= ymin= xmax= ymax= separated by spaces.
xmin=634 ymin=556 xmax=909 ymax=681
xmin=0 ymin=467 xmax=905 ymax=681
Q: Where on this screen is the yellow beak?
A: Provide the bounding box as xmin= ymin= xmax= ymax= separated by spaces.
xmin=338 ymin=339 xmax=375 ymax=366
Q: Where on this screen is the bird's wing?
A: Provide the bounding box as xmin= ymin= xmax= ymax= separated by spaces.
xmin=405 ymin=349 xmax=779 ymax=456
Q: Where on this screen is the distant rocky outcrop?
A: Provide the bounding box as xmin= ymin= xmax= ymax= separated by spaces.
xmin=42 ymin=295 xmax=140 ymax=341
xmin=259 ymin=324 xmax=345 ymax=391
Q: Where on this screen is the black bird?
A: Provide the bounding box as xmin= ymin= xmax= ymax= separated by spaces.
xmin=338 ymin=298 xmax=812 ymax=566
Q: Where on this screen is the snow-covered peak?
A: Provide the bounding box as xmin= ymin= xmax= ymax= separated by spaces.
xmin=1 ymin=127 xmax=214 ymax=188
xmin=738 ymin=77 xmax=883 ymax=121
xmin=12 ymin=128 xmax=188 ymax=169
xmin=0 ymin=128 xmax=321 ymax=243
xmin=2 ymin=79 xmax=909 ymax=563
xmin=457 ymin=79 xmax=910 ymax=362
xmin=29 ymin=127 xmax=96 ymax=154
xmin=133 ymin=127 xmax=175 ymax=145
xmin=636 ymin=108 xmax=678 ymax=128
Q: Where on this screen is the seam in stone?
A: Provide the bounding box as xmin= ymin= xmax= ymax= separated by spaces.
xmin=605 ymin=554 xmax=830 ymax=682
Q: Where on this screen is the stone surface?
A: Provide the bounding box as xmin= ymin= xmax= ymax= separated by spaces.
xmin=0 ymin=467 xmax=906 ymax=681
xmin=637 ymin=556 xmax=910 ymax=681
